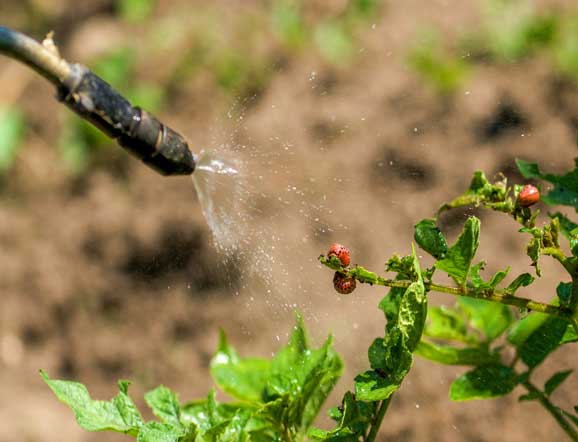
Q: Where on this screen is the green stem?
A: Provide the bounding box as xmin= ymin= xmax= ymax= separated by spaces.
xmin=569 ymin=278 xmax=578 ymax=336
xmin=522 ymin=381 xmax=578 ymax=441
xmin=425 ymin=281 xmax=566 ymax=318
xmin=321 ymin=257 xmax=572 ymax=320
xmin=365 ymin=396 xmax=392 ymax=442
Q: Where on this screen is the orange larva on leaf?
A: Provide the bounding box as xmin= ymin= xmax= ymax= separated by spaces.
xmin=517 ymin=184 xmax=540 ymax=207
xmin=328 ymin=243 xmax=351 ymax=267
xmin=333 ymin=272 xmax=356 ymax=295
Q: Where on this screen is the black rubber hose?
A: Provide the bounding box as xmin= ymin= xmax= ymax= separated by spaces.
xmin=0 ymin=26 xmax=195 ymax=176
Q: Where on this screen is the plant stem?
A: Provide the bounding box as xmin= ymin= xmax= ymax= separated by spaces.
xmin=320 ymin=258 xmax=572 ymax=320
xmin=365 ymin=396 xmax=392 ymax=442
xmin=570 ymin=278 xmax=578 ymax=335
xmin=522 ymin=381 xmax=578 ymax=441
xmin=425 ymin=281 xmax=566 ymax=317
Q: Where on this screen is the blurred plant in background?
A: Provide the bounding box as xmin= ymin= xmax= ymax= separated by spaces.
xmin=407 ymin=30 xmax=471 ymax=96
xmin=465 ymin=0 xmax=557 ymax=62
xmin=408 ymin=0 xmax=578 ymax=95
xmin=118 ymin=0 xmax=156 ymax=24
xmin=0 ymin=107 xmax=24 ymax=178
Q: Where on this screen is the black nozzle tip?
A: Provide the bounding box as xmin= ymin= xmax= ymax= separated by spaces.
xmin=149 ymin=125 xmax=196 ymax=176
xmin=145 ymin=145 xmax=195 ymax=176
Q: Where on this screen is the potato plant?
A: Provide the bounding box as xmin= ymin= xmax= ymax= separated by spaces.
xmin=43 ymin=157 xmax=578 ymax=441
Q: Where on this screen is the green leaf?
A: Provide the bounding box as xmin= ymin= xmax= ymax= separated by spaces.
xmin=508 ymin=312 xmax=548 ymax=347
xmin=44 ymin=315 xmax=345 ymax=441
xmin=255 ymin=394 xmax=289 ymax=428
xmin=562 ymin=324 xmax=578 ymax=344
xmin=449 ymin=365 xmax=517 ymax=401
xmin=137 ymin=422 xmax=188 ymax=442
xmin=520 ymin=317 xmax=573 ymax=368
xmin=308 ymin=425 xmax=356 ymax=441
xmin=298 ymin=337 xmax=343 ymax=430
xmin=469 ymin=262 xmax=510 ymax=290
xmin=218 ymin=409 xmax=254 ymax=442
xmin=360 ymin=249 xmax=426 ymax=403
xmin=526 ymin=236 xmax=542 ymax=275
xmin=265 ymin=313 xmax=343 ymax=431
xmin=265 ymin=319 xmax=306 ymax=399
xmin=210 ymin=330 xmax=270 ymax=402
xmin=511 ymin=315 xmax=571 ymax=368
xmin=398 ymin=279 xmax=428 ymax=353
xmin=385 ymin=254 xmax=418 ymax=279
xmin=0 ymin=107 xmax=24 ymax=173
xmin=570 ymin=228 xmax=578 ymax=257
xmin=466 ymin=170 xmax=495 ymax=196
xmin=458 ymin=297 xmax=513 ymax=341
xmin=506 ymin=273 xmax=534 ymax=294
xmin=182 ymin=391 xmax=264 ymax=442
xmin=544 ymin=370 xmax=573 ymax=396
xmin=517 ymin=158 xmax=578 ymax=212
xmin=415 ymin=341 xmax=500 ymax=366
xmin=378 ymin=287 xmax=404 ymax=324
xmin=519 ymin=220 xmax=559 ymax=275
xmin=368 ymin=338 xmax=387 ymax=371
xmin=115 ymin=380 xmax=145 ymax=430
xmin=180 ymin=391 xmax=225 ymax=432
xmin=551 ymin=212 xmax=578 ymax=240
xmin=41 ymin=370 xmax=142 ymax=435
xmin=423 ymin=306 xmax=471 ymax=343
xmin=435 ymin=217 xmax=480 ymax=286
xmin=189 ymin=314 xmax=342 ymax=438
xmin=192 ymin=407 xmax=254 ymax=442
xmin=382 ymin=328 xmax=414 ymax=385
xmin=144 ymin=386 xmax=182 ymax=429
xmin=516 ymin=159 xmax=542 ymax=179
xmin=354 ymin=370 xmax=399 ymax=402
xmin=309 ymin=392 xmax=373 ymax=441
xmin=556 ymin=282 xmax=572 ymax=308
xmin=327 ymin=406 xmax=342 ymax=423
xmin=414 ymin=218 xmax=448 ymax=259
xmin=507 ymin=309 xmax=577 ymax=346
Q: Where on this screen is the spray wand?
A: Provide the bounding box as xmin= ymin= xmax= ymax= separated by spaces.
xmin=0 ymin=26 xmax=196 ymax=176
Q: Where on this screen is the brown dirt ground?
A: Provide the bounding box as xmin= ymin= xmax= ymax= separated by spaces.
xmin=1 ymin=1 xmax=578 ymax=441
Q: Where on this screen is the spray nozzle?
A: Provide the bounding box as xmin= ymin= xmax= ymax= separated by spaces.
xmin=0 ymin=26 xmax=196 ymax=176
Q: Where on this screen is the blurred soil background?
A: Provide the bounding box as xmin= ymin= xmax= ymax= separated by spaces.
xmin=1 ymin=0 xmax=578 ymax=440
